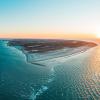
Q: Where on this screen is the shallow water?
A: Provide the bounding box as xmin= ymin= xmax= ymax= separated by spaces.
xmin=0 ymin=41 xmax=52 ymax=100
xmin=0 ymin=41 xmax=100 ymax=100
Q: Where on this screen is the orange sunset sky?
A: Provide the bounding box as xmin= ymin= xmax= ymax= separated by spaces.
xmin=0 ymin=33 xmax=97 ymax=39
xmin=0 ymin=0 xmax=100 ymax=39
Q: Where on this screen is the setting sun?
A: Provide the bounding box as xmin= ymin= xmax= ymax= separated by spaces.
xmin=95 ymin=25 xmax=100 ymax=38
xmin=96 ymin=33 xmax=100 ymax=38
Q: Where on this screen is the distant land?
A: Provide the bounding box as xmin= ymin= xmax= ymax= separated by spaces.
xmin=8 ymin=39 xmax=97 ymax=63
xmin=8 ymin=39 xmax=97 ymax=53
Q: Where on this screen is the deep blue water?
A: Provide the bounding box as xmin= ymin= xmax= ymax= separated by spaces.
xmin=0 ymin=40 xmax=100 ymax=100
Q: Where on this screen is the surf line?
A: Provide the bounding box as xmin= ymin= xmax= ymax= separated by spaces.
xmin=29 ymin=65 xmax=55 ymax=100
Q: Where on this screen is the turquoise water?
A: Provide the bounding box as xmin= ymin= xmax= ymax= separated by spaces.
xmin=0 ymin=41 xmax=52 ymax=100
xmin=0 ymin=41 xmax=100 ymax=100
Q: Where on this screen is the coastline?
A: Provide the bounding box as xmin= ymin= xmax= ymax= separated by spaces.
xmin=7 ymin=39 xmax=98 ymax=64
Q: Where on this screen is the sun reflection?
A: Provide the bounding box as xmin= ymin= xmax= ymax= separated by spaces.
xmin=88 ymin=46 xmax=100 ymax=78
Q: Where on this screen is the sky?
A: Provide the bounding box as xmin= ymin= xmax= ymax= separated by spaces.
xmin=0 ymin=0 xmax=100 ymax=39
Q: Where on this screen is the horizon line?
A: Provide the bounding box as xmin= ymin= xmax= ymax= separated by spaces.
xmin=0 ymin=33 xmax=97 ymax=39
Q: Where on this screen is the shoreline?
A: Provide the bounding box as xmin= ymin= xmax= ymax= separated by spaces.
xmin=7 ymin=39 xmax=98 ymax=64
xmin=33 ymin=46 xmax=97 ymax=63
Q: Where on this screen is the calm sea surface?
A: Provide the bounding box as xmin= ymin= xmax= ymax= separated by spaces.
xmin=0 ymin=41 xmax=100 ymax=100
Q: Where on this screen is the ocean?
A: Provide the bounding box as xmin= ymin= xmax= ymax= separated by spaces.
xmin=0 ymin=40 xmax=100 ymax=100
